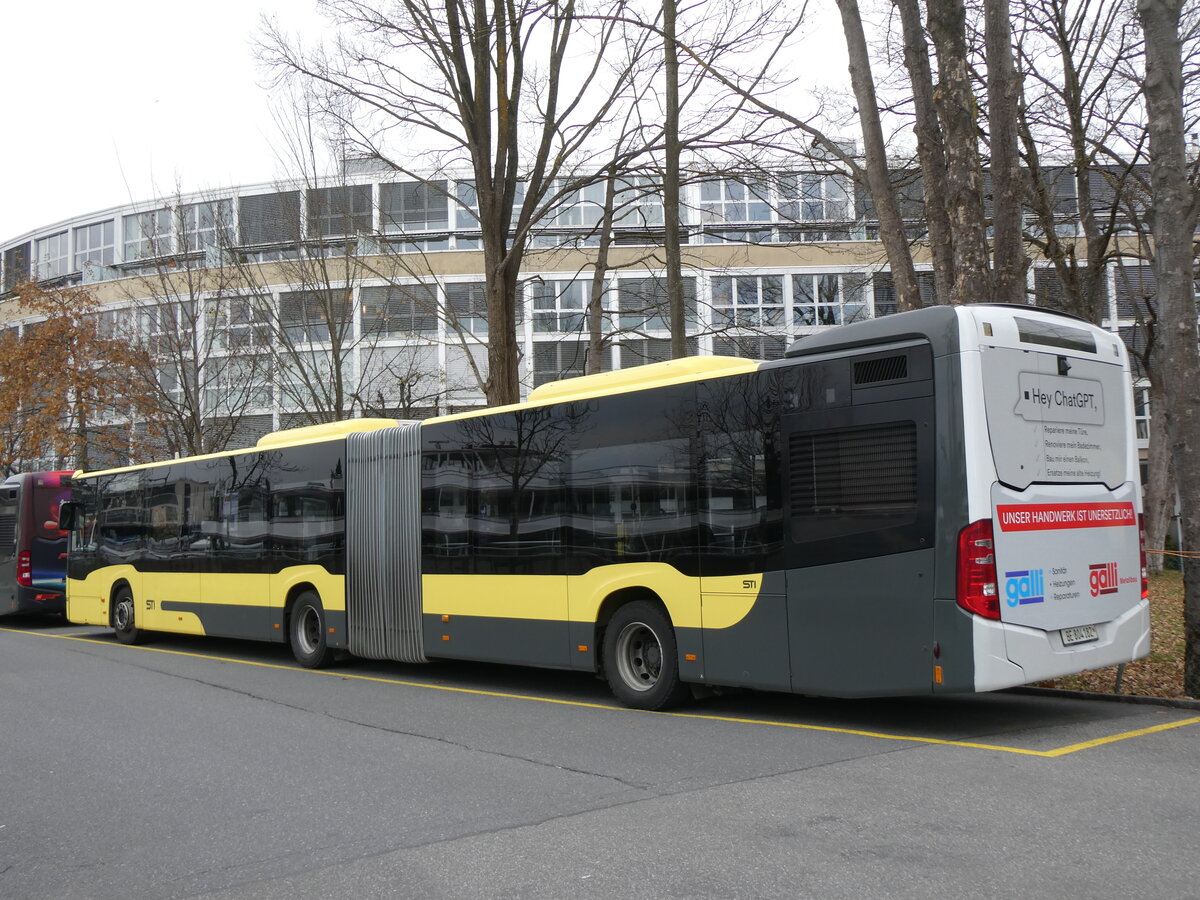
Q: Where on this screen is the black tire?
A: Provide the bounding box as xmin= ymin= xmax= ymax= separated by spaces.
xmin=289 ymin=590 xmax=334 ymax=668
xmin=602 ymin=600 xmax=690 ymax=710
xmin=112 ymin=586 xmax=147 ymax=645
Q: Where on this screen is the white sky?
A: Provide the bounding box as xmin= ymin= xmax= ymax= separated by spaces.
xmin=0 ymin=0 xmax=848 ymax=244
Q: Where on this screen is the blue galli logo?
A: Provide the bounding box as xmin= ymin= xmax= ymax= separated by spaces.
xmin=1004 ymin=569 xmax=1045 ymax=607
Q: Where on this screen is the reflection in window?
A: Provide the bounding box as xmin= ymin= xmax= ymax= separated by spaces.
xmin=34 ymin=232 xmax=69 ymax=280
xmin=73 ymin=221 xmax=115 ymax=272
xmin=711 ymin=275 xmax=783 ymax=328
xmin=123 ymin=209 xmax=173 ymax=261
xmin=361 ymin=283 xmax=438 ymax=336
xmin=793 ymin=273 xmax=870 ymax=326
xmin=446 ymin=281 xmax=488 ymax=335
xmin=530 ymin=279 xmax=589 ymax=333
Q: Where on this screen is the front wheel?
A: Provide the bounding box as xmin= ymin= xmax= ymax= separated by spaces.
xmin=112 ymin=586 xmax=147 ymax=645
xmin=289 ymin=591 xmax=335 ymax=668
xmin=602 ymin=601 xmax=690 ymax=710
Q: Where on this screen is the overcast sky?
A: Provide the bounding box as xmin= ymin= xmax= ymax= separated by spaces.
xmin=0 ymin=0 xmax=847 ymax=244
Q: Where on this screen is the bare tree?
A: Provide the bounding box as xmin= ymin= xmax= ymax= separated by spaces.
xmin=1136 ymin=0 xmax=1200 ymax=696
xmin=261 ymin=0 xmax=653 ymax=406
xmin=986 ymin=0 xmax=1029 ymax=304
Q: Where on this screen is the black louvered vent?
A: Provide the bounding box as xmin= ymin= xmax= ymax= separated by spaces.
xmin=0 ymin=514 xmax=16 ymax=552
xmin=789 ymin=423 xmax=918 ymax=516
xmin=853 ymin=354 xmax=908 ymax=386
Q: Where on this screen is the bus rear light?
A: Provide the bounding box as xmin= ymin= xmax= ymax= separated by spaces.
xmin=957 ymin=519 xmax=1000 ymax=620
xmin=16 ymin=551 xmax=32 ymax=587
xmin=1138 ymin=514 xmax=1149 ymax=599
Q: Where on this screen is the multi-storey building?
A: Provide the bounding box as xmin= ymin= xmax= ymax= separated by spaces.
xmin=0 ymin=165 xmax=1155 ymax=466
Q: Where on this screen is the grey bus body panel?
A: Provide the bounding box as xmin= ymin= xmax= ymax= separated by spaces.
xmin=346 ymin=423 xmax=427 ymax=663
xmin=700 ymin=570 xmax=790 ymax=692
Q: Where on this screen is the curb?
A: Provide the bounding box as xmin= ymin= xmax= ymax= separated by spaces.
xmin=1008 ymin=685 xmax=1200 ymax=711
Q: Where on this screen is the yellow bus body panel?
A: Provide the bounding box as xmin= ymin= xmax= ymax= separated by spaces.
xmin=422 ymin=564 xmax=762 ymax=631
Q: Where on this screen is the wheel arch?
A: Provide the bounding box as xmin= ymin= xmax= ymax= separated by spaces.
xmin=283 ymin=582 xmax=321 ymax=625
xmin=594 ymin=586 xmax=671 ymax=670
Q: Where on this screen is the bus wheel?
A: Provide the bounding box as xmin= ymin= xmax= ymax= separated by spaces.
xmin=112 ymin=587 xmax=146 ymax=645
xmin=602 ymin=601 xmax=690 ymax=710
xmin=289 ymin=591 xmax=334 ymax=669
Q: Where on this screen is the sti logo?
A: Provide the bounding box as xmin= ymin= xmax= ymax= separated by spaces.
xmin=1004 ymin=569 xmax=1045 ymax=607
xmin=1089 ymin=562 xmax=1119 ymax=597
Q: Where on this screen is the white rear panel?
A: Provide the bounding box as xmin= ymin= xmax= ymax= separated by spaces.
xmin=956 ymin=306 xmax=1147 ymax=688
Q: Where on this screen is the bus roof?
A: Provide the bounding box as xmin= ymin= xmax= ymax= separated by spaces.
xmin=74 ymin=358 xmax=766 ymax=478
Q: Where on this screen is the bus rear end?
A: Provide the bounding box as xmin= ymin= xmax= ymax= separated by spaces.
xmin=956 ymin=306 xmax=1150 ymax=690
xmin=0 ymin=471 xmax=72 ymax=616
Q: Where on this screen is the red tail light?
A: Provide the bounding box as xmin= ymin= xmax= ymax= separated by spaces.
xmin=1138 ymin=514 xmax=1149 ymax=600
xmin=16 ymin=550 xmax=32 ymax=587
xmin=957 ymin=519 xmax=1000 ymax=619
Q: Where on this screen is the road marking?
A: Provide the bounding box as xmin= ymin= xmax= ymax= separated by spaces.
xmin=6 ymin=626 xmax=1198 ymax=757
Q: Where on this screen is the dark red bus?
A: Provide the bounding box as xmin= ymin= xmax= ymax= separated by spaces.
xmin=0 ymin=471 xmax=72 ymax=616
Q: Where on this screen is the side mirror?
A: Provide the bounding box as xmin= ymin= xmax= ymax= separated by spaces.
xmin=58 ymin=501 xmax=82 ymax=532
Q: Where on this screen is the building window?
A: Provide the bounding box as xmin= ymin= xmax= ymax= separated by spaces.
xmin=307 ymin=185 xmax=373 ymax=239
xmin=381 ymin=181 xmax=449 ymax=232
xmin=34 ymin=232 xmax=70 ymax=280
xmin=73 ymin=221 xmax=115 ymax=271
xmin=618 ymin=276 xmax=695 ymax=333
xmin=620 ymin=336 xmax=698 ymax=367
xmin=239 ymin=191 xmax=302 ymax=246
xmin=206 ymin=295 xmax=272 ymax=352
xmin=613 ymin=177 xmax=663 ymax=228
xmin=454 ymin=181 xmax=481 ymax=250
xmin=713 ymin=335 xmax=787 ymax=360
xmin=361 ymin=283 xmax=438 ymax=337
xmin=446 ymin=281 xmax=488 ymax=335
xmin=530 ymin=280 xmax=589 ymax=333
xmin=280 ymin=289 xmax=353 ymax=344
xmin=711 ymin=275 xmax=784 ymax=329
xmin=793 ymin=273 xmax=870 ymax=326
xmin=784 ymin=173 xmax=852 ymax=222
xmin=532 ymin=339 xmax=610 ymax=386
xmin=3 ymin=242 xmax=30 ymax=291
xmin=180 ymin=200 xmax=233 ymax=252
xmin=123 ymin=209 xmax=173 ymax=261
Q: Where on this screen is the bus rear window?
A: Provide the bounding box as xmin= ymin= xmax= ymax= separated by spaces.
xmin=1014 ymin=316 xmax=1096 ymax=353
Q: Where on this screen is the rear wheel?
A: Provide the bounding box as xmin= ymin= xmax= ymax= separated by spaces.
xmin=112 ymin=586 xmax=147 ymax=645
xmin=602 ymin=601 xmax=690 ymax=710
xmin=289 ymin=590 xmax=334 ymax=668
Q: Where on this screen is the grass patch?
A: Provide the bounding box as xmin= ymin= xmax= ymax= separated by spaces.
xmin=1043 ymin=571 xmax=1188 ymax=699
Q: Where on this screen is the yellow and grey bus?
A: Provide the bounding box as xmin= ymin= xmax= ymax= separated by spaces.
xmin=63 ymin=304 xmax=1150 ymax=709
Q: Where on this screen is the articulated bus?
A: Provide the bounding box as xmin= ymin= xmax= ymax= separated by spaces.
xmin=63 ymin=304 xmax=1149 ymax=709
xmin=0 ymin=471 xmax=73 ymax=617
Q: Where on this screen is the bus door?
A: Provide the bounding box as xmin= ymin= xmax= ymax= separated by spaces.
xmin=780 ymin=367 xmax=938 ymax=698
xmin=140 ymin=475 xmax=202 ymax=634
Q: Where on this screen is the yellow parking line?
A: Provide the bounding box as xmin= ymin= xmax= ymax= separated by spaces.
xmin=6 ymin=626 xmax=1198 ymax=757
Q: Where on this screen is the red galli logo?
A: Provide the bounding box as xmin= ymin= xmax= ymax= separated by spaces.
xmin=1088 ymin=562 xmax=1119 ymax=597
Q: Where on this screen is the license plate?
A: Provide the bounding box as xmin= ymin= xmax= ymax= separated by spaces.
xmin=1061 ymin=624 xmax=1099 ymax=646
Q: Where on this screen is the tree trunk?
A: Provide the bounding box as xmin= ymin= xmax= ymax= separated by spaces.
xmin=984 ymin=0 xmax=1028 ymax=305
xmin=663 ymin=0 xmax=688 ymax=358
xmin=893 ymin=0 xmax=955 ymax=305
xmin=837 ymin=0 xmax=922 ymax=312
xmin=927 ymin=0 xmax=995 ymax=305
xmin=588 ymin=165 xmax=620 ymax=375
xmin=1144 ymin=377 xmax=1175 ymax=574
xmin=1137 ymin=0 xmax=1200 ymax=697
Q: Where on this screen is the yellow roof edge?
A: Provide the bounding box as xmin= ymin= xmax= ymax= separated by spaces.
xmin=74 ymin=418 xmax=402 ymax=480
xmin=528 ymin=356 xmax=759 ymax=404
xmin=255 ymin=417 xmax=400 ymax=448
xmin=425 ymin=356 xmax=762 ymax=427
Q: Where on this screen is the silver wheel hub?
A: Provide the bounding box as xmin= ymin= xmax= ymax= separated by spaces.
xmin=614 ymin=622 xmax=663 ymax=692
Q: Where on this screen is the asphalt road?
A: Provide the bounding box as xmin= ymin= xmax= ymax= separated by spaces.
xmin=1 ymin=615 xmax=1197 ymax=900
